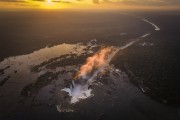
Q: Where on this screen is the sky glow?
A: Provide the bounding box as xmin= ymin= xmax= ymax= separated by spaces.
xmin=0 ymin=0 xmax=179 ymax=10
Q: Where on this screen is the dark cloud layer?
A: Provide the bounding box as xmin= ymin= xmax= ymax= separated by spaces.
xmin=120 ymin=0 xmax=180 ymax=5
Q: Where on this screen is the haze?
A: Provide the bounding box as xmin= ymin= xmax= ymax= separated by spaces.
xmin=0 ymin=0 xmax=180 ymax=10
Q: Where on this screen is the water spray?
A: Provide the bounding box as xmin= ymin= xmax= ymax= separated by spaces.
xmin=61 ymin=46 xmax=117 ymax=104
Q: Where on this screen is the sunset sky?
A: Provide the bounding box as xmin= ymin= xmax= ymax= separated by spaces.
xmin=0 ymin=0 xmax=180 ymax=10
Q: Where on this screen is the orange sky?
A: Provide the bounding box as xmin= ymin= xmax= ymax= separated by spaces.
xmin=0 ymin=0 xmax=179 ymax=10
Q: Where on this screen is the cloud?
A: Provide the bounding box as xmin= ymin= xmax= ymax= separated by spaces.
xmin=0 ymin=0 xmax=27 ymax=2
xmin=0 ymin=0 xmax=180 ymax=5
xmin=118 ymin=0 xmax=180 ymax=6
xmin=0 ymin=0 xmax=50 ymax=2
xmin=0 ymin=0 xmax=180 ymax=9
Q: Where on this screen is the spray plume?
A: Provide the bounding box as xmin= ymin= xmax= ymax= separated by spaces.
xmin=76 ymin=47 xmax=113 ymax=80
xmin=62 ymin=47 xmax=116 ymax=104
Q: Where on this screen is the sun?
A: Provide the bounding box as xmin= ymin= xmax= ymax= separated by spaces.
xmin=47 ymin=0 xmax=52 ymax=4
xmin=0 ymin=0 xmax=115 ymax=10
xmin=40 ymin=0 xmax=68 ymax=9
